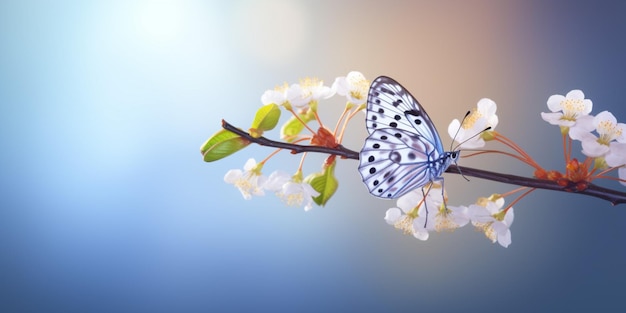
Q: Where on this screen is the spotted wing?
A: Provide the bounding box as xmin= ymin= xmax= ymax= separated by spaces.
xmin=358 ymin=128 xmax=443 ymax=199
xmin=365 ymin=76 xmax=442 ymax=151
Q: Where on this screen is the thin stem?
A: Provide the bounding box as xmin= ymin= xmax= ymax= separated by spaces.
xmin=222 ymin=120 xmax=626 ymax=205
xmin=313 ymin=110 xmax=325 ymax=129
xmin=563 ymin=133 xmax=569 ymax=164
xmin=462 ymin=150 xmax=536 ymax=168
xmin=260 ymin=148 xmax=283 ymax=165
xmin=493 ymin=133 xmax=543 ymax=171
xmin=333 ymin=107 xmax=350 ymax=136
xmin=298 ymin=152 xmax=307 ymax=172
xmin=568 ymin=136 xmax=573 ymax=163
xmin=337 ymin=107 xmax=361 ymax=144
xmin=594 ymin=166 xmax=619 ymax=178
xmin=504 ymin=187 xmax=537 ymax=212
xmin=500 ymin=186 xmax=531 ymax=199
xmin=288 ymin=108 xmax=317 ymax=134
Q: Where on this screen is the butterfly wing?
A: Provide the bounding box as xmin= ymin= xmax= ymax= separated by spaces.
xmin=359 ymin=76 xmax=447 ymax=199
xmin=365 ymin=76 xmax=442 ymax=149
xmin=359 ymin=128 xmax=442 ymax=199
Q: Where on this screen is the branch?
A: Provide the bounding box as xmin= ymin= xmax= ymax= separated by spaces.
xmin=222 ymin=120 xmax=626 ymax=205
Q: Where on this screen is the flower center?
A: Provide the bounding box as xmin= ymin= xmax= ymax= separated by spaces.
xmin=435 ymin=215 xmax=457 ymax=232
xmin=348 ymin=76 xmax=369 ymax=101
xmin=560 ymin=98 xmax=585 ymax=121
xmin=462 ymin=109 xmax=483 ymax=129
xmin=350 ymin=89 xmax=365 ymax=101
xmin=474 ymin=222 xmax=496 ymax=242
xmin=283 ymin=192 xmax=304 ymax=207
xmin=394 ymin=215 xmax=415 ymax=235
xmin=235 ymin=173 xmax=258 ymax=196
xmin=274 ymin=82 xmax=289 ymax=93
xmin=597 ymin=120 xmax=622 ymax=145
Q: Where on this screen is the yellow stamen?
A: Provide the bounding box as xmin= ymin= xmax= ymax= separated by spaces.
xmin=394 ymin=215 xmax=415 ymax=235
xmin=283 ymin=192 xmax=303 ymax=207
xmin=474 ymin=222 xmax=497 ymax=242
xmin=462 ymin=109 xmax=483 ymax=129
xmin=597 ymin=120 xmax=621 ymax=145
xmin=560 ymin=98 xmax=585 ymax=121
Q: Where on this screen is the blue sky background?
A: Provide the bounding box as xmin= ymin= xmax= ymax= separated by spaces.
xmin=1 ymin=1 xmax=626 ymax=312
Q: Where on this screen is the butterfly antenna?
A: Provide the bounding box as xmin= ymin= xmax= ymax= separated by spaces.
xmin=452 ymin=125 xmax=492 ymax=182
xmin=449 ymin=111 xmax=471 ymax=151
xmin=452 ymin=126 xmax=492 ymax=151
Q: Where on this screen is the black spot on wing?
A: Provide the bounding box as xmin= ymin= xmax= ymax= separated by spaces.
xmin=380 ymin=87 xmax=395 ymax=95
xmin=390 ymin=151 xmax=401 ymax=163
xmin=405 ymin=109 xmax=420 ymax=116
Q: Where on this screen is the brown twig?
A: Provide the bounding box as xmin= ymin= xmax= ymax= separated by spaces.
xmin=222 ymin=120 xmax=626 ymax=205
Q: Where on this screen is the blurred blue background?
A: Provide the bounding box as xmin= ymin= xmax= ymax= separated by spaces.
xmin=2 ymin=0 xmax=626 ymax=312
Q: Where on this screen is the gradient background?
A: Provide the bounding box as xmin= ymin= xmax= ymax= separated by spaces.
xmin=2 ymin=0 xmax=626 ymax=312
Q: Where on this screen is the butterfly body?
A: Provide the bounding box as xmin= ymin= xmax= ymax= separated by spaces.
xmin=358 ymin=76 xmax=459 ymax=199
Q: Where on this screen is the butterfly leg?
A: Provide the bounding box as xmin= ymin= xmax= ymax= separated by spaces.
xmin=421 ymin=179 xmax=449 ymax=228
xmin=420 ymin=183 xmax=434 ymax=228
xmin=440 ymin=179 xmax=447 ymax=209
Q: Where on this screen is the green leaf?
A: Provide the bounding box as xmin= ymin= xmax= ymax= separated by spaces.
xmin=251 ymin=103 xmax=281 ymax=132
xmin=200 ymin=129 xmax=250 ymax=162
xmin=281 ymin=110 xmax=315 ymax=142
xmin=305 ymin=160 xmax=338 ymax=206
xmin=281 ymin=116 xmax=305 ymax=142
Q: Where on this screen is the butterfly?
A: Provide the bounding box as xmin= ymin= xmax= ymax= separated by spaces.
xmin=358 ymin=76 xmax=459 ymax=199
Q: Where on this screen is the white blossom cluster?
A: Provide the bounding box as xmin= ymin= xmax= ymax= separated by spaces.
xmin=542 ymin=89 xmax=626 ymax=184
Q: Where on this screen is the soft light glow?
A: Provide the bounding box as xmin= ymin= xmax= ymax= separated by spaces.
xmin=134 ymin=0 xmax=185 ymax=43
xmin=232 ymin=0 xmax=309 ymax=65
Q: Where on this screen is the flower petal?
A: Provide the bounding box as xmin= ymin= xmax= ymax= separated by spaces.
xmin=224 ymin=169 xmax=243 ymax=183
xmin=606 ymin=142 xmax=626 ymax=167
xmin=385 ymin=208 xmax=403 ymax=224
xmin=497 ymin=228 xmax=512 ymax=248
xmin=265 ymin=170 xmax=290 ymax=191
xmin=546 ymin=94 xmax=565 ymax=112
xmin=243 ymin=158 xmax=257 ymax=171
xmin=396 ymin=190 xmax=422 ymax=213
xmin=448 ymin=119 xmax=461 ymax=140
xmin=566 ymin=89 xmax=584 ymax=100
xmin=413 ymin=229 xmax=430 ymax=241
xmin=581 ymin=138 xmax=610 ymax=157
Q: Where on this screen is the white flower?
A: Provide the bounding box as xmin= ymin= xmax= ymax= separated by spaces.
xmin=224 ymin=158 xmax=267 ymax=200
xmin=384 ymin=186 xmax=447 ymax=240
xmin=467 ymin=196 xmax=514 ymax=248
xmin=332 ymin=71 xmax=370 ymax=106
xmin=435 ymin=205 xmax=470 ymax=232
xmin=385 ymin=190 xmax=428 ymax=240
xmin=605 ymin=142 xmax=626 ymax=186
xmin=260 ymin=83 xmax=302 ymax=109
xmin=290 ymin=77 xmax=334 ymax=109
xmin=572 ymin=111 xmax=626 ymax=158
xmin=265 ymin=170 xmax=320 ymax=211
xmin=541 ymin=89 xmax=593 ymax=128
xmin=606 ymin=142 xmax=626 ymax=168
xmin=264 ymin=170 xmax=291 ymax=191
xmin=448 ymin=98 xmax=498 ymax=149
